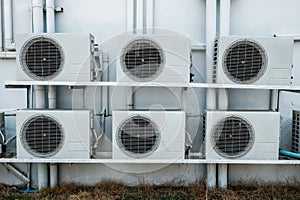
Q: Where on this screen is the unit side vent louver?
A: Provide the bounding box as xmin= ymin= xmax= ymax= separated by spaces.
xmin=202 ymin=113 xmax=206 ymax=155
xmin=117 ymin=115 xmax=160 ymax=158
xmin=20 ymin=115 xmax=64 ymax=157
xmin=211 ymin=115 xmax=254 ymax=158
xmin=223 ymin=40 xmax=267 ymax=84
xmin=121 ymin=38 xmax=164 ymax=81
xmin=20 ymin=36 xmax=64 ymax=80
xmin=292 ymin=110 xmax=300 ymax=153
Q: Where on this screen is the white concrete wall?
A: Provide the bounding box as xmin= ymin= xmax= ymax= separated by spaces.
xmin=0 ymin=0 xmax=300 ymax=187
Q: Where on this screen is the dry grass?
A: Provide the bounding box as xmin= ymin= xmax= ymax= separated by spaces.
xmin=0 ymin=181 xmax=300 ymax=199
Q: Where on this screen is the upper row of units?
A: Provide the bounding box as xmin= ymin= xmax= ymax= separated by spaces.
xmin=15 ymin=33 xmax=294 ymax=85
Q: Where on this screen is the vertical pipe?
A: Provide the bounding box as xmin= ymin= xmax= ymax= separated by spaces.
xmin=126 ymin=0 xmax=138 ymax=109
xmin=206 ymin=0 xmax=217 ymax=109
xmin=126 ymin=0 xmax=134 ymax=32
xmin=218 ymin=88 xmax=228 ymax=110
xmin=146 ymin=0 xmax=154 ymax=30
xmin=46 ymin=0 xmax=55 ymax=33
xmin=33 ymin=0 xmax=48 ymax=190
xmin=219 ymin=0 xmax=231 ymax=36
xmin=218 ymin=164 xmax=227 ymax=189
xmin=49 ymin=164 xmax=58 ymax=187
xmin=0 ymin=0 xmax=3 ymax=51
xmin=126 ymin=87 xmax=134 ymax=110
xmin=35 ymin=85 xmax=46 ymax=108
xmin=218 ymin=0 xmax=231 ymax=189
xmin=207 ymin=164 xmax=217 ymax=188
xmin=32 ymin=0 xmax=44 ymax=33
xmin=206 ymin=0 xmax=217 ymax=189
xmin=136 ymin=0 xmax=143 ymax=31
xmin=46 ymin=0 xmax=58 ymax=188
xmin=48 ymin=86 xmax=56 ymax=108
xmin=133 ymin=0 xmax=137 ymax=33
xmin=37 ymin=164 xmax=48 ymax=190
xmin=46 ymin=0 xmax=56 ymax=109
xmin=102 ymin=52 xmax=110 ymax=115
xmin=270 ymin=89 xmax=279 ymax=111
xmin=218 ymin=0 xmax=230 ymax=110
xmin=143 ymin=0 xmax=147 ymax=34
xmin=3 ymin=0 xmax=14 ymax=50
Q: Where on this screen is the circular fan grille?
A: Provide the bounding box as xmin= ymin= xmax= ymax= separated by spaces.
xmin=117 ymin=115 xmax=160 ymax=157
xmin=121 ymin=38 xmax=164 ymax=81
xmin=21 ymin=115 xmax=64 ymax=157
xmin=20 ymin=36 xmax=64 ymax=80
xmin=211 ymin=116 xmax=254 ymax=158
xmin=223 ymin=40 xmax=267 ymax=83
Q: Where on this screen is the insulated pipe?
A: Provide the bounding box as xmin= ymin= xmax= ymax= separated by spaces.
xmin=279 ymin=149 xmax=300 ymax=159
xmin=217 ymin=0 xmax=231 ymax=189
xmin=3 ymin=0 xmax=15 ymax=50
xmin=206 ymin=0 xmax=217 ymax=189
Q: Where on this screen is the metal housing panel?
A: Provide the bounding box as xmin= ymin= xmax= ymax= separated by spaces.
xmin=16 ymin=33 xmax=96 ymax=82
xmin=108 ymin=33 xmax=191 ymax=83
xmin=205 ymin=110 xmax=280 ymax=160
xmin=112 ymin=110 xmax=185 ymax=159
xmin=16 ymin=109 xmax=93 ymax=159
xmin=214 ymin=36 xmax=293 ymax=85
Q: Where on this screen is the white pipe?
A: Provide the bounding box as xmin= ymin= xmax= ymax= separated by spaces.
xmin=3 ymin=0 xmax=15 ymax=51
xmin=33 ymin=0 xmax=47 ymax=190
xmin=146 ymin=0 xmax=154 ymax=33
xmin=4 ymin=163 xmax=30 ymax=184
xmin=218 ymin=88 xmax=228 ymax=110
xmin=37 ymin=164 xmax=48 ymax=190
xmin=0 ymin=0 xmax=3 ymax=51
xmin=32 ymin=0 xmax=44 ymax=33
xmin=270 ymin=89 xmax=278 ymax=111
xmin=218 ymin=0 xmax=231 ymax=189
xmin=136 ymin=0 xmax=143 ymax=31
xmin=206 ymin=0 xmax=217 ymax=110
xmin=207 ymin=163 xmax=216 ymax=188
xmin=218 ymin=164 xmax=227 ymax=189
xmin=48 ymin=86 xmax=56 ymax=109
xmin=102 ymin=52 xmax=110 ymax=114
xmin=126 ymin=0 xmax=134 ymax=32
xmin=49 ymin=164 xmax=58 ymax=187
xmin=126 ymin=87 xmax=134 ymax=109
xmin=35 ymin=85 xmax=46 ymax=108
xmin=219 ymin=0 xmax=231 ymax=36
xmin=46 ymin=0 xmax=55 ymax=33
xmin=206 ymin=0 xmax=217 ymax=189
xmin=46 ymin=0 xmax=58 ymax=188
xmin=218 ymin=0 xmax=230 ymax=111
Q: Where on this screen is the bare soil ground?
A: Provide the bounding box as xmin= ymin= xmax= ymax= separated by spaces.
xmin=0 ymin=181 xmax=300 ymax=199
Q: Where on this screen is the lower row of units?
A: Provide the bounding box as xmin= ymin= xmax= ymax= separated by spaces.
xmin=15 ymin=109 xmax=286 ymax=160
